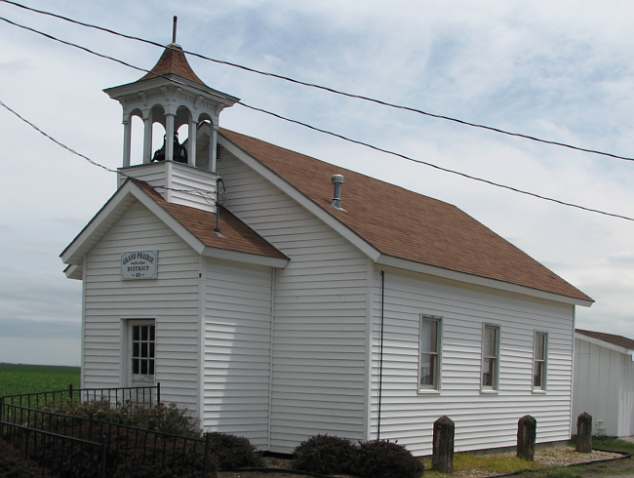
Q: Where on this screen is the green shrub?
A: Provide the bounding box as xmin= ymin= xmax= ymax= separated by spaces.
xmin=205 ymin=432 xmax=263 ymax=470
xmin=293 ymin=434 xmax=357 ymax=474
xmin=43 ymin=401 xmax=199 ymax=437
xmin=352 ymin=440 xmax=424 ymax=478
xmin=544 ymin=470 xmax=581 ymax=478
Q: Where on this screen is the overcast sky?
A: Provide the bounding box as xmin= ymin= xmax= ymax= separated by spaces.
xmin=1 ymin=0 xmax=633 ymax=366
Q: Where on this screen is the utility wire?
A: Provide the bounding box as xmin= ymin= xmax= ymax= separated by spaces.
xmin=1 ymin=15 xmax=633 ymax=222
xmin=2 ymin=0 xmax=634 ymax=164
xmin=0 ymin=97 xmax=216 ymax=202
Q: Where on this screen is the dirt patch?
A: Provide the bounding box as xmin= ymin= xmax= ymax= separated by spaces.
xmin=534 ymin=446 xmax=621 ymax=467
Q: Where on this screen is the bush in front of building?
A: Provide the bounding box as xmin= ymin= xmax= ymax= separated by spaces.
xmin=352 ymin=439 xmax=424 ymax=478
xmin=205 ymin=432 xmax=263 ymax=470
xmin=293 ymin=434 xmax=358 ymax=474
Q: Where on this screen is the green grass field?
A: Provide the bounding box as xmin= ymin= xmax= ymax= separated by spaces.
xmin=0 ymin=363 xmax=80 ymax=397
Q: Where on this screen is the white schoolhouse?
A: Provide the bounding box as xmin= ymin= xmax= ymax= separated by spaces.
xmin=61 ymin=41 xmax=593 ymax=456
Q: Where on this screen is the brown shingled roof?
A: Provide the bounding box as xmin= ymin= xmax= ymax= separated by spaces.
xmin=135 ymin=180 xmax=287 ymax=261
xmin=577 ymin=329 xmax=634 ymax=350
xmin=140 ymin=45 xmax=205 ymax=86
xmin=220 ymin=129 xmax=592 ymax=303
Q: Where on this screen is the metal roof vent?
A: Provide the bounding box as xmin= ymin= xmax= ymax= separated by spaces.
xmin=331 ymin=174 xmax=345 ymax=210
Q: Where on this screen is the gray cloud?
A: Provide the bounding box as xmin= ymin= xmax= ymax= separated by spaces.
xmin=1 ymin=0 xmax=633 ymax=366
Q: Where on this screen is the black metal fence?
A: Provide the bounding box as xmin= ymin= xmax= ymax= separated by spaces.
xmin=0 ymin=384 xmax=215 ymax=478
xmin=0 ymin=420 xmax=106 ymax=478
xmin=0 ymin=383 xmax=160 ymax=411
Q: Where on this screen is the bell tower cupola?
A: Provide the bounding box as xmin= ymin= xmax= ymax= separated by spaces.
xmin=103 ymin=17 xmax=239 ymax=212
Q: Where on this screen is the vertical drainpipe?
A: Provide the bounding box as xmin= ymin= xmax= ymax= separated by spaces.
xmin=377 ymin=270 xmax=386 ymax=440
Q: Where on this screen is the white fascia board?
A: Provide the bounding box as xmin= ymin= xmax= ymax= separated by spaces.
xmin=64 ymin=264 xmax=82 ymax=280
xmin=61 ymin=181 xmax=205 ymax=265
xmin=575 ymin=333 xmax=632 ymax=355
xmin=219 ymin=137 xmax=381 ymax=262
xmin=202 ymin=247 xmax=288 ymax=268
xmin=378 ymin=254 xmax=593 ymax=307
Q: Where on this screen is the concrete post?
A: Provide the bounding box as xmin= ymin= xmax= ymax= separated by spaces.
xmin=432 ymin=415 xmax=454 ymax=473
xmin=517 ymin=415 xmax=536 ymax=460
xmin=576 ymin=412 xmax=592 ymax=453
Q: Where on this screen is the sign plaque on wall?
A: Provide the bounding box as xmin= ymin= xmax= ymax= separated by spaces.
xmin=121 ymin=250 xmax=159 ymax=280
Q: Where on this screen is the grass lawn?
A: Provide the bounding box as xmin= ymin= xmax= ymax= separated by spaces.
xmin=424 ymin=453 xmax=542 ymax=478
xmin=0 ymin=363 xmax=80 ymax=397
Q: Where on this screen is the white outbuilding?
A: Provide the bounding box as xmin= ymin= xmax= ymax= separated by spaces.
xmin=574 ymin=329 xmax=634 ymax=437
xmin=61 ymin=40 xmax=593 ymax=456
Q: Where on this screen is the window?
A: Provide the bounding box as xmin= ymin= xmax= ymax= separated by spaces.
xmin=533 ymin=332 xmax=547 ymax=390
xmin=131 ymin=322 xmax=155 ymax=379
xmin=481 ymin=325 xmax=499 ymax=390
xmin=419 ymin=316 xmax=441 ymax=390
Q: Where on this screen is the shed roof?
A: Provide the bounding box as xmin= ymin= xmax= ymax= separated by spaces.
xmin=576 ymin=329 xmax=634 ymax=351
xmin=220 ymin=128 xmax=592 ymax=303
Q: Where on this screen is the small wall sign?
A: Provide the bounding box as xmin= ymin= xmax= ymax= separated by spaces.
xmin=121 ymin=250 xmax=159 ymax=280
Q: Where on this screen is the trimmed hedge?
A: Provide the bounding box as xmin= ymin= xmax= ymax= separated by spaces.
xmin=353 ymin=440 xmax=424 ymax=478
xmin=205 ymin=432 xmax=263 ymax=470
xmin=293 ymin=435 xmax=423 ymax=478
xmin=293 ymin=434 xmax=358 ymax=474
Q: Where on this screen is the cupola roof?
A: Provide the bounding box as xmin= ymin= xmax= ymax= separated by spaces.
xmin=139 ymin=43 xmax=206 ymax=86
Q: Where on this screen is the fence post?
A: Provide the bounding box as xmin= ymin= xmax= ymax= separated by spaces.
xmin=517 ymin=415 xmax=536 ymax=460
xmin=576 ymin=412 xmax=592 ymax=453
xmin=156 ymin=382 xmax=161 ymax=406
xmin=99 ymin=442 xmax=107 ymax=478
xmin=0 ymin=397 xmax=4 ymax=423
xmin=68 ymin=384 xmax=74 ymax=402
xmin=432 ymin=416 xmax=455 ymax=473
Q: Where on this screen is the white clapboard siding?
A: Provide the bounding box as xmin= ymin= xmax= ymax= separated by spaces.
xmin=369 ymin=267 xmax=574 ymax=456
xmin=217 ymin=152 xmax=369 ymax=453
xmin=168 ymin=162 xmax=217 ymax=213
xmin=573 ymin=338 xmax=634 ymax=437
xmin=83 ymin=199 xmax=201 ymax=412
xmin=117 ymin=162 xmax=168 ymax=190
xmin=202 ymin=258 xmax=272 ymax=448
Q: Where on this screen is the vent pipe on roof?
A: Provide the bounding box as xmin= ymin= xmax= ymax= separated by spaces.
xmin=331 ymin=174 xmax=345 ymax=210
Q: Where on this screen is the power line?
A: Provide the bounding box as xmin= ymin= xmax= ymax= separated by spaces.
xmin=0 ymin=97 xmax=216 ymax=202
xmin=1 ymin=15 xmax=633 ymax=223
xmin=2 ymin=0 xmax=634 ymax=163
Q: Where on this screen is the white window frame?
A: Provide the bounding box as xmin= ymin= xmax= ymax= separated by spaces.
xmin=125 ymin=319 xmax=156 ymax=386
xmin=532 ymin=331 xmax=548 ymax=391
xmin=418 ymin=315 xmax=442 ymax=392
xmin=481 ymin=323 xmax=500 ymax=392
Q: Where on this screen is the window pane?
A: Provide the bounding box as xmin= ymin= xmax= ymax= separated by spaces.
xmin=141 ymin=342 xmax=148 ymax=358
xmin=133 ymin=326 xmax=139 ymax=341
xmin=535 ymin=333 xmax=546 ymax=360
xmin=420 ymin=353 xmax=436 ymax=386
xmin=421 ymin=319 xmax=438 ymax=353
xmin=133 ymin=343 xmax=139 ymax=357
xmin=149 ymin=360 xmax=154 ymax=375
xmin=482 ymin=358 xmax=496 ymax=387
xmin=485 ymin=326 xmax=498 ymax=357
xmin=141 ymin=326 xmax=148 ymax=341
xmin=149 ymin=343 xmax=155 ymax=358
xmin=132 ymin=359 xmax=139 ymax=374
xmin=534 ymin=362 xmax=544 ymax=387
xmin=150 ymin=325 xmax=155 ymax=341
xmin=141 ymin=360 xmax=147 ymax=374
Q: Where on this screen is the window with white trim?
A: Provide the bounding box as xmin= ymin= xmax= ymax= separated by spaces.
xmin=131 ymin=322 xmax=155 ymax=378
xmin=481 ymin=324 xmax=499 ymax=390
xmin=419 ymin=316 xmax=441 ymax=390
xmin=533 ymin=332 xmax=547 ymax=390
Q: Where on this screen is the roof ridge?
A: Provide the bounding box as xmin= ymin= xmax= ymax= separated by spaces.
xmin=219 ymin=127 xmax=458 ymax=209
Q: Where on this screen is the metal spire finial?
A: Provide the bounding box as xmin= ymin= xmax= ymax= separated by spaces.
xmin=172 ymin=16 xmax=177 ymax=43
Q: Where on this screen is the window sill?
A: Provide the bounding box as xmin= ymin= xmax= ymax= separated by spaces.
xmin=417 ymin=388 xmax=441 ymax=395
xmin=480 ymin=389 xmax=498 ymax=395
xmin=532 ymin=388 xmax=547 ymax=394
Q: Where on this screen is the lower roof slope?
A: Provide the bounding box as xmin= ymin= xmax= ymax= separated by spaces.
xmin=577 ymin=329 xmax=634 ymax=351
xmin=220 ymin=129 xmax=592 ymax=303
